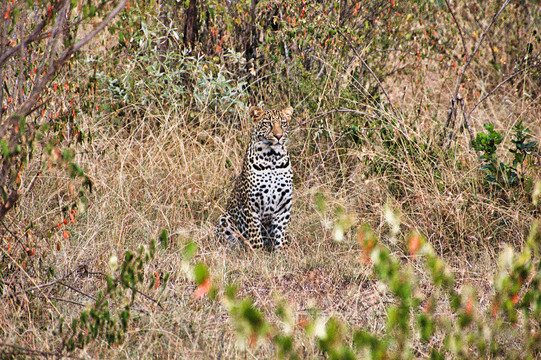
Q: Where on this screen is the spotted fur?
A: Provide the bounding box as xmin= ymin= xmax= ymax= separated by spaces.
xmin=216 ymin=106 xmax=293 ymax=250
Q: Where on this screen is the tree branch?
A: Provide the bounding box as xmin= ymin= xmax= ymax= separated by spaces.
xmin=443 ymin=0 xmax=468 ymax=59
xmin=0 ymin=0 xmax=127 ymax=221
xmin=466 ymin=65 xmax=536 ymax=118
xmin=0 ymin=2 xmax=61 ymax=67
xmin=450 ymin=0 xmax=511 ymax=102
xmin=443 ymin=0 xmax=511 ymax=145
xmin=336 ymin=29 xmax=399 ymax=120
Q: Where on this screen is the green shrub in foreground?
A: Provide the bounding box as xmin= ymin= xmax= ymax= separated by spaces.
xmin=172 ymin=208 xmax=539 ymax=359
xmin=59 ymin=212 xmax=540 ymax=359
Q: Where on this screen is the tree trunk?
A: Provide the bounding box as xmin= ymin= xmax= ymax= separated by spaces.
xmin=245 ymin=0 xmax=259 ymax=62
xmin=184 ymin=0 xmax=198 ymax=48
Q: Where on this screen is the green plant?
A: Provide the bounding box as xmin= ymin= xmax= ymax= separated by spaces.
xmin=472 ymin=122 xmax=538 ymax=188
xmin=176 ymin=199 xmax=540 ymax=359
xmin=58 ymin=237 xmax=168 ymax=353
xmin=509 ymin=121 xmax=538 ymax=181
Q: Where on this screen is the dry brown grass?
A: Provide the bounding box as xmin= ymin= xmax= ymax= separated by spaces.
xmin=1 ymin=7 xmax=540 ymax=357
xmin=3 ymin=80 xmax=538 ymax=357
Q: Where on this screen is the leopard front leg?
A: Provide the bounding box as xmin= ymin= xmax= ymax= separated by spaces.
xmin=216 ymin=213 xmax=240 ymax=244
xmin=270 ymin=209 xmax=291 ymax=249
xmin=245 ymin=208 xmax=265 ymax=249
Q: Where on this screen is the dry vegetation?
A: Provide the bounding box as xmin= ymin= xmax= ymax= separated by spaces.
xmin=1 ymin=0 xmax=540 ymax=358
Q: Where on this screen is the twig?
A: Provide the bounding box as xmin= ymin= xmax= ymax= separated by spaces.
xmin=0 ymin=1 xmax=61 ymax=67
xmin=1 ymin=264 xmax=86 ymax=298
xmin=458 ymin=97 xmax=474 ymax=143
xmin=23 ymin=148 xmax=44 ymax=196
xmin=0 ymin=343 xmax=78 ymax=359
xmin=11 ymin=0 xmax=128 ymax=121
xmin=58 ymin=281 xmax=96 ymax=301
xmin=304 ymin=130 xmax=352 ymax=187
xmin=466 ymin=65 xmax=535 ymax=118
xmin=443 ymin=0 xmax=512 ymax=145
xmin=48 ymin=296 xmax=86 ymax=307
xmin=293 ymin=108 xmax=378 ymax=130
xmin=132 ymin=286 xmax=164 ymax=310
xmin=82 ymin=269 xmax=164 ymax=310
xmin=0 ymin=219 xmax=26 ymax=251
xmin=443 ymin=0 xmax=468 ymax=58
xmin=0 ymin=0 xmax=127 ymax=221
xmin=450 ymin=0 xmax=511 ymax=103
xmin=0 ymin=246 xmax=65 ymax=321
xmin=336 ymin=29 xmax=400 ymax=120
xmin=0 ymin=188 xmax=19 ymax=221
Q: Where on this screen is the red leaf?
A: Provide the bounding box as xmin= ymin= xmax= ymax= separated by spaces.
xmin=408 ymin=235 xmax=420 ymax=255
xmin=193 ymin=278 xmax=212 ymax=299
xmin=465 ymin=296 xmax=473 ymax=315
xmin=512 ymin=294 xmax=519 ymax=305
xmin=153 ymin=272 xmax=160 ymax=290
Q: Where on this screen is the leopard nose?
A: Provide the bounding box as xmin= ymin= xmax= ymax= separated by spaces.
xmin=274 ymin=134 xmax=282 ymax=140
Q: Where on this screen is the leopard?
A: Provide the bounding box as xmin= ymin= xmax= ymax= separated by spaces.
xmin=216 ymin=105 xmax=294 ymax=250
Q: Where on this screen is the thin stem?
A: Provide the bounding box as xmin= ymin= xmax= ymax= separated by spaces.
xmin=336 ymin=29 xmax=399 ymax=120
xmin=451 ymin=0 xmax=511 ymax=102
xmin=293 ymin=108 xmax=378 ymax=130
xmin=443 ymin=0 xmax=468 ymax=58
xmin=467 ymin=66 xmax=534 ymax=118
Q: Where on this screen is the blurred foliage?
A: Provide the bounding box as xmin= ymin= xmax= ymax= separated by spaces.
xmin=182 ymin=210 xmax=541 ymax=359
xmin=59 ymin=239 xmax=159 ymax=352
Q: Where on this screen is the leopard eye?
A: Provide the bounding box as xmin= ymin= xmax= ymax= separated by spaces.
xmin=281 ymin=121 xmax=288 ymax=127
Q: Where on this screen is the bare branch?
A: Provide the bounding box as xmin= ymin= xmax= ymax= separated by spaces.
xmin=336 ymin=29 xmax=399 ymax=120
xmin=1 ymin=264 xmax=87 ymax=298
xmin=0 ymin=188 xmax=19 ymax=221
xmin=466 ymin=65 xmax=537 ymax=118
xmin=444 ymin=0 xmax=511 ymax=145
xmin=305 ymin=130 xmax=352 ymax=188
xmin=451 ymin=0 xmax=511 ymax=102
xmin=26 ymin=0 xmax=128 ymax=118
xmin=443 ymin=0 xmax=468 ymax=59
xmin=0 ymin=0 xmax=127 ymax=221
xmin=0 ymin=3 xmax=59 ymax=67
xmin=459 ymin=97 xmax=474 ymax=143
xmin=69 ymin=0 xmax=128 ymax=57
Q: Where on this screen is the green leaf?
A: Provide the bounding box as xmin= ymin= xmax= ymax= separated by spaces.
xmin=183 ymin=242 xmax=197 ymax=261
xmin=225 ymin=283 xmax=238 ymax=301
xmin=0 ymin=139 xmax=9 ymax=158
xmin=69 ymin=163 xmax=85 ymax=178
xmin=416 ymin=313 xmax=434 ymax=342
xmin=193 ymin=263 xmax=209 ymax=285
xmin=159 ymin=229 xmax=168 ymax=249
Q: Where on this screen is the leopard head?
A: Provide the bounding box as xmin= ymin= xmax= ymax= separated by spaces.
xmin=249 ymin=106 xmax=293 ymax=146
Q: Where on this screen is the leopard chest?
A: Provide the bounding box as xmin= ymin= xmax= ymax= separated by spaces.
xmin=244 ymin=146 xmax=292 ymax=218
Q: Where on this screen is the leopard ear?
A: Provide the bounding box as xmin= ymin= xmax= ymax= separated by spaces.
xmin=249 ymin=106 xmax=264 ymax=120
xmin=282 ymin=106 xmax=293 ymax=120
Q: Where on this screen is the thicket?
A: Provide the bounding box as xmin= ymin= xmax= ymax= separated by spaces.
xmin=1 ymin=0 xmax=540 ymax=358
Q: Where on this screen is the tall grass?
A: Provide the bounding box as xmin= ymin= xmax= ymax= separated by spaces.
xmin=1 ymin=0 xmax=540 ymax=358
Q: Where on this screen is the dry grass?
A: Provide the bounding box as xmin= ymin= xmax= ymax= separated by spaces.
xmin=1 ymin=10 xmax=540 ymax=359
xmin=3 ymin=87 xmax=538 ymax=357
